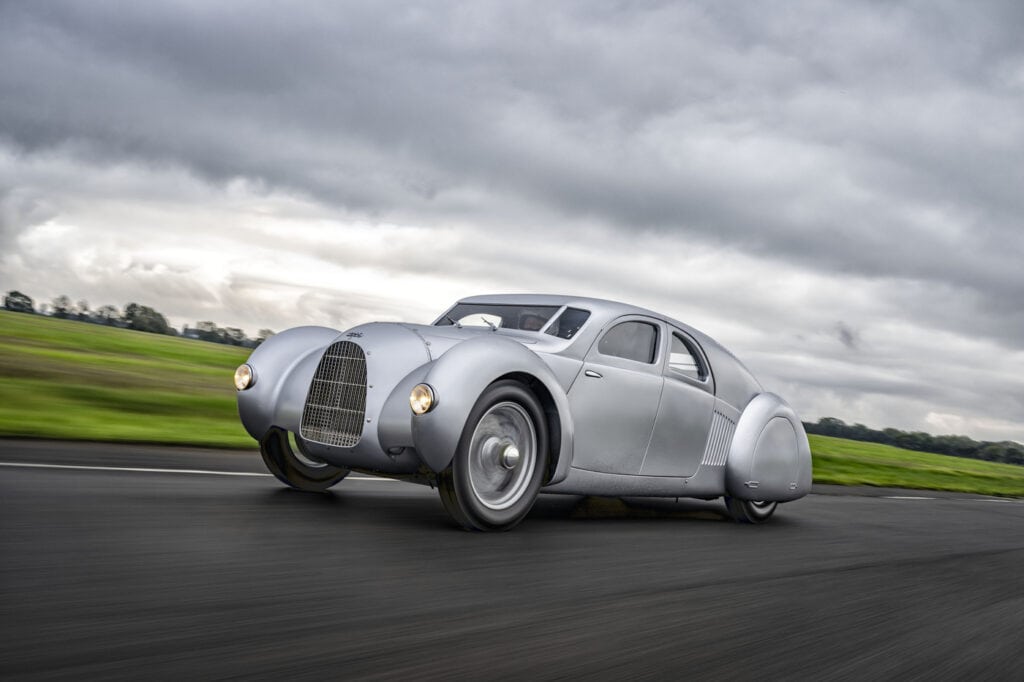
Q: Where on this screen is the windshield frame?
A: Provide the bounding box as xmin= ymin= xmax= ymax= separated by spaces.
xmin=433 ymin=303 xmax=563 ymax=333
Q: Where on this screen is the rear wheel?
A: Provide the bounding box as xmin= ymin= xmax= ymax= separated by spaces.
xmin=259 ymin=427 xmax=349 ymax=492
xmin=725 ymin=497 xmax=777 ymax=524
xmin=438 ymin=381 xmax=549 ymax=531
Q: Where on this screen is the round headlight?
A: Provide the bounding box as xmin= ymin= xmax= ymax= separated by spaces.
xmin=410 ymin=383 xmax=435 ymax=415
xmin=234 ymin=363 xmax=255 ymax=391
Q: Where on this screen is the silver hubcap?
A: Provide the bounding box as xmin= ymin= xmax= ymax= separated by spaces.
xmin=750 ymin=500 xmax=777 ymax=516
xmin=467 ymin=402 xmax=537 ymax=511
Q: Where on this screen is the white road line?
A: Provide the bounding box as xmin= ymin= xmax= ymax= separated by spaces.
xmin=0 ymin=461 xmax=387 ymax=481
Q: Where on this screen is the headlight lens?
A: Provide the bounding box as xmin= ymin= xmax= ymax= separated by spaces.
xmin=234 ymin=363 xmax=255 ymax=391
xmin=409 ymin=383 xmax=435 ymax=415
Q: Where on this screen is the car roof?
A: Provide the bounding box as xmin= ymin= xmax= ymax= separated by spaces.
xmin=455 ymin=293 xmax=709 ymax=342
xmin=451 ymin=293 xmax=764 ymax=404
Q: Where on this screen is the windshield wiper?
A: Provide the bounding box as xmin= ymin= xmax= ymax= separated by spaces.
xmin=480 ymin=316 xmax=497 ymax=331
xmin=445 ymin=315 xmax=462 ymax=329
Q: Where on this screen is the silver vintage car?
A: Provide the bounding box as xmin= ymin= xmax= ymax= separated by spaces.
xmin=235 ymin=294 xmax=812 ymax=531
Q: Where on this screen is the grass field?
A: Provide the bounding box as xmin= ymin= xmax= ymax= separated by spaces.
xmin=2 ymin=309 xmax=1022 ymax=495
xmin=810 ymin=434 xmax=1024 ymax=497
xmin=0 ymin=310 xmax=251 ymax=448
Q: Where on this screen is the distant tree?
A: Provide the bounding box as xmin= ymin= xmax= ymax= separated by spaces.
xmin=76 ymin=299 xmax=90 ymax=320
xmin=3 ymin=290 xmax=34 ymax=313
xmin=52 ymin=295 xmax=72 ymax=318
xmin=96 ymin=304 xmax=120 ymax=325
xmin=1006 ymin=445 xmax=1024 ymax=466
xmin=123 ymin=302 xmax=171 ymax=335
xmin=895 ymin=431 xmax=933 ymax=453
xmin=255 ymin=329 xmax=276 ymax=347
xmin=194 ymin=320 xmax=223 ymax=343
xmin=223 ymin=327 xmax=247 ymax=346
xmin=803 ymin=415 xmax=1022 ymax=466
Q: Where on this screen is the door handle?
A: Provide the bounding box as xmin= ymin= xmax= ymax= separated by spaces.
xmin=584 ymin=369 xmax=603 ymax=379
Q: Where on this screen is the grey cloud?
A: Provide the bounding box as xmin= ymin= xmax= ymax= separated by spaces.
xmin=3 ymin=0 xmax=1018 ymax=319
xmin=0 ymin=188 xmax=56 ymax=247
xmin=1 ymin=1 xmax=1022 ymax=440
xmin=835 ymin=322 xmax=859 ymax=351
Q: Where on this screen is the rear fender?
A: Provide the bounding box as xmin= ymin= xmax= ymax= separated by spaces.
xmin=725 ymin=393 xmax=812 ymax=502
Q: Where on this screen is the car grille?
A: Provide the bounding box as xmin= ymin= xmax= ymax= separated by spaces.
xmin=300 ymin=340 xmax=367 ymax=448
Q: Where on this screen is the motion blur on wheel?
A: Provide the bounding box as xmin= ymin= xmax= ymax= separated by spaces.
xmin=236 ymin=294 xmax=812 ymax=530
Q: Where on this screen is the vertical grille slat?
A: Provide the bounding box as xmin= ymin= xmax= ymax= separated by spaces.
xmin=701 ymin=410 xmax=736 ymax=467
xmin=300 ymin=340 xmax=367 ymax=447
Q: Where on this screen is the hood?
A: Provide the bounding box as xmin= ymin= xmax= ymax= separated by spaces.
xmin=393 ymin=322 xmax=571 ymax=359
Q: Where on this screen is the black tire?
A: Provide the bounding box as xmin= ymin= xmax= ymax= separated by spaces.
xmin=725 ymin=497 xmax=778 ymax=524
xmin=259 ymin=427 xmax=349 ymax=492
xmin=438 ymin=380 xmax=549 ymax=531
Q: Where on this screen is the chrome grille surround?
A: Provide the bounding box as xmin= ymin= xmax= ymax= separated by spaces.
xmin=700 ymin=410 xmax=737 ymax=467
xmin=300 ymin=340 xmax=367 ymax=447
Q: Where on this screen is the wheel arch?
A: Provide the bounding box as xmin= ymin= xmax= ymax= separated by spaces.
xmin=237 ymin=326 xmax=341 ymax=440
xmin=725 ymin=392 xmax=812 ymax=501
xmin=494 ymin=371 xmax=563 ymax=485
xmin=410 ymin=336 xmax=574 ymax=481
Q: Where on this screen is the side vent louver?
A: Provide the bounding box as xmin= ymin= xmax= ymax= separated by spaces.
xmin=701 ymin=410 xmax=736 ymax=467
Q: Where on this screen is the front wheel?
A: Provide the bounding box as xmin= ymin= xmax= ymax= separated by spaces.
xmin=438 ymin=381 xmax=549 ymax=531
xmin=725 ymin=497 xmax=777 ymax=524
xmin=259 ymin=428 xmax=349 ymax=492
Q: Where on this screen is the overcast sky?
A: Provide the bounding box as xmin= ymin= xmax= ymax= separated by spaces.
xmin=1 ymin=1 xmax=1022 ymax=443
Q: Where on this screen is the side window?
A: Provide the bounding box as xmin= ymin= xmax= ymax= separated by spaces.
xmin=669 ymin=333 xmax=707 ymax=380
xmin=598 ymin=321 xmax=659 ymax=364
xmin=545 ymin=307 xmax=591 ymax=339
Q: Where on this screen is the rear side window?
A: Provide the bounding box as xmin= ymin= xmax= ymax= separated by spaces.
xmin=598 ymin=321 xmax=659 ymax=364
xmin=545 ymin=307 xmax=591 ymax=339
xmin=669 ymin=333 xmax=707 ymax=380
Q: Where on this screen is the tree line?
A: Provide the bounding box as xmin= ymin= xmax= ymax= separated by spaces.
xmin=804 ymin=417 xmax=1023 ymax=466
xmin=3 ymin=289 xmax=274 ymax=348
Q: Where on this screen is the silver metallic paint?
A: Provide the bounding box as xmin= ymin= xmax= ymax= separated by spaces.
xmin=725 ymin=392 xmax=813 ymax=501
xmin=237 ymin=294 xmax=812 ymax=505
xmin=411 ymin=333 xmax=575 ymax=482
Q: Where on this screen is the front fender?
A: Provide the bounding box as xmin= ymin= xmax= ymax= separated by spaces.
xmin=410 ymin=336 xmax=574 ymax=482
xmin=236 ymin=326 xmax=341 ymax=440
xmin=725 ymin=392 xmax=812 ymax=501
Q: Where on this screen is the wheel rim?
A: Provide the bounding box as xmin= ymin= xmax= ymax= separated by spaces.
xmin=750 ymin=500 xmax=777 ymax=517
xmin=289 ymin=433 xmax=330 ymax=469
xmin=467 ymin=401 xmax=537 ymax=511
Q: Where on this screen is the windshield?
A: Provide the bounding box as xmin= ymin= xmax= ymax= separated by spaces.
xmin=436 ymin=304 xmax=561 ymax=332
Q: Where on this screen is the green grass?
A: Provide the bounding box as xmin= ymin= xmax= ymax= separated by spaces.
xmin=0 ymin=310 xmax=252 ymax=448
xmin=1 ymin=310 xmax=1022 ymax=495
xmin=810 ymin=434 xmax=1024 ymax=497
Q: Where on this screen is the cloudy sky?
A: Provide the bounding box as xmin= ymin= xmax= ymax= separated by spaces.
xmin=1 ymin=1 xmax=1022 ymax=442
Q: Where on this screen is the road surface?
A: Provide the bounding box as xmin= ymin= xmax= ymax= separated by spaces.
xmin=2 ymin=439 xmax=1022 ymax=679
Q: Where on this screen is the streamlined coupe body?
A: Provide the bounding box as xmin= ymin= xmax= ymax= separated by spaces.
xmin=236 ymin=294 xmax=811 ymax=530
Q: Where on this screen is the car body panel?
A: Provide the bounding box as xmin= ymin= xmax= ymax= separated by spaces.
xmin=640 ymin=376 xmax=716 ymax=477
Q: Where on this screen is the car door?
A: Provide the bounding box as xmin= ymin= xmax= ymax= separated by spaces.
xmin=567 ymin=317 xmax=665 ymax=475
xmin=639 ymin=329 xmax=715 ymax=477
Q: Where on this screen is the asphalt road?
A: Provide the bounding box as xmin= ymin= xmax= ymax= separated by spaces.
xmin=2 ymin=440 xmax=1023 ymax=680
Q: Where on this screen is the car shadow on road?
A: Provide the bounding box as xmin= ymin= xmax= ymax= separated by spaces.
xmin=265 ymin=487 xmax=347 ymax=506
xmin=529 ymin=494 xmax=733 ymax=523
xmin=258 ymin=487 xmax=797 ymax=530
